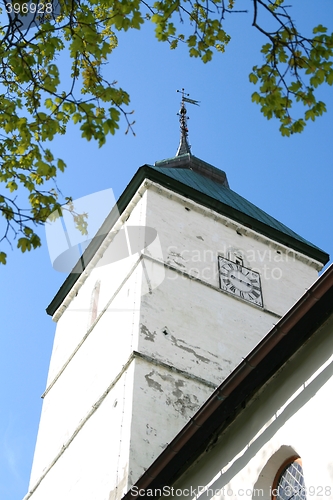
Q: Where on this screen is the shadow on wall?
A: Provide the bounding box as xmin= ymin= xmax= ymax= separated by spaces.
xmin=176 ymin=324 xmax=333 ymax=500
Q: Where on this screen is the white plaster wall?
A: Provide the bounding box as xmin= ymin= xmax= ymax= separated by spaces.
xmin=139 ymin=265 xmax=277 ymax=386
xmin=46 ymin=193 xmax=149 ymax=383
xmin=28 ymin=263 xmax=143 ymax=489
xmin=145 ymin=187 xmax=320 ymax=317
xmin=26 ymin=364 xmax=135 ymax=500
xmin=128 ymin=356 xmax=214 ymax=486
xmin=27 ymin=192 xmax=152 ymax=496
xmin=164 ymin=314 xmax=333 ymax=500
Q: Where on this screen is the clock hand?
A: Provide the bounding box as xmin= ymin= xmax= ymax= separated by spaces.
xmin=230 ymin=274 xmax=252 ymax=287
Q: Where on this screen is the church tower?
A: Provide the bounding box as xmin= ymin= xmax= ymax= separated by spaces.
xmin=24 ymin=95 xmax=328 ymax=500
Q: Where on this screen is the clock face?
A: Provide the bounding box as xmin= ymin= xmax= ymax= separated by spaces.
xmin=218 ymin=257 xmax=263 ymax=307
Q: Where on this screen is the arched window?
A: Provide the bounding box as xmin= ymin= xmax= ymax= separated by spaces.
xmin=272 ymin=457 xmax=307 ymax=500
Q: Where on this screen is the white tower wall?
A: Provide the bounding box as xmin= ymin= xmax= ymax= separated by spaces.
xmin=24 ymin=181 xmax=322 ymax=500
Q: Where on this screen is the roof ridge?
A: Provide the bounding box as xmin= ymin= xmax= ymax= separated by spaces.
xmin=155 ymin=154 xmax=229 ymax=187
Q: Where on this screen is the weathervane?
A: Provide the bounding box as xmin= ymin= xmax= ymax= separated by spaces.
xmin=176 ymin=88 xmax=200 ymax=156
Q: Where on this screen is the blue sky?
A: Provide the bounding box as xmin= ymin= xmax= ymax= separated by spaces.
xmin=1 ymin=1 xmax=333 ymax=499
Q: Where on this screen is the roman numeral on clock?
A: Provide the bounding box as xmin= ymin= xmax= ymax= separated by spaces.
xmin=218 ymin=256 xmax=263 ymax=308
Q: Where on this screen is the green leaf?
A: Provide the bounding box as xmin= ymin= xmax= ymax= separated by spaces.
xmin=36 ymin=161 xmax=51 ymax=176
xmin=279 ymin=125 xmax=291 ymax=137
xmin=278 ymin=49 xmax=288 ymax=63
xmin=72 ymin=113 xmax=82 ymax=124
xmin=7 ymin=181 xmax=18 ymax=192
xmin=189 ymin=48 xmax=199 ymax=58
xmin=313 ymin=25 xmax=328 ymax=34
xmin=187 ymin=35 xmax=197 ymax=48
xmin=288 ymin=81 xmax=302 ymax=93
xmin=110 ymin=107 xmax=120 ymax=122
xmin=251 ymin=92 xmax=261 ymax=103
xmin=249 ymin=73 xmax=258 ymax=84
xmin=305 ymin=109 xmax=315 ymax=121
xmin=261 ymin=43 xmax=272 ymax=54
xmin=326 ymin=70 xmax=333 ymax=85
xmin=202 ymin=50 xmax=213 ymax=63
xmin=17 ymin=237 xmax=31 ymax=253
xmin=57 ymin=159 xmax=66 ymax=172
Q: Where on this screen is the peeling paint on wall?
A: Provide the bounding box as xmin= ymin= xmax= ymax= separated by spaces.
xmin=170 ymin=335 xmax=210 ymax=363
xmin=167 ymin=249 xmax=186 ymax=268
xmin=146 ymin=424 xmax=157 ymax=437
xmin=144 ymin=368 xmax=201 ymax=417
xmin=140 ymin=324 xmax=156 ymax=342
xmin=145 ymin=370 xmax=163 ymax=392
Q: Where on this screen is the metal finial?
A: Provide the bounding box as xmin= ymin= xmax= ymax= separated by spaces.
xmin=176 ymin=89 xmax=199 ymax=157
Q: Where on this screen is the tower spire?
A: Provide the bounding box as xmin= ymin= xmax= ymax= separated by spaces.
xmin=176 ymin=88 xmax=199 ymax=156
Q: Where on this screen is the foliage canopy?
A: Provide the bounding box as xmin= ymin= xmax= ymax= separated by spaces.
xmin=0 ymin=0 xmax=333 ymax=263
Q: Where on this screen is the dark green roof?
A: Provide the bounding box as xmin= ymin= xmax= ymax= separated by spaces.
xmin=46 ymin=154 xmax=329 ymax=317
